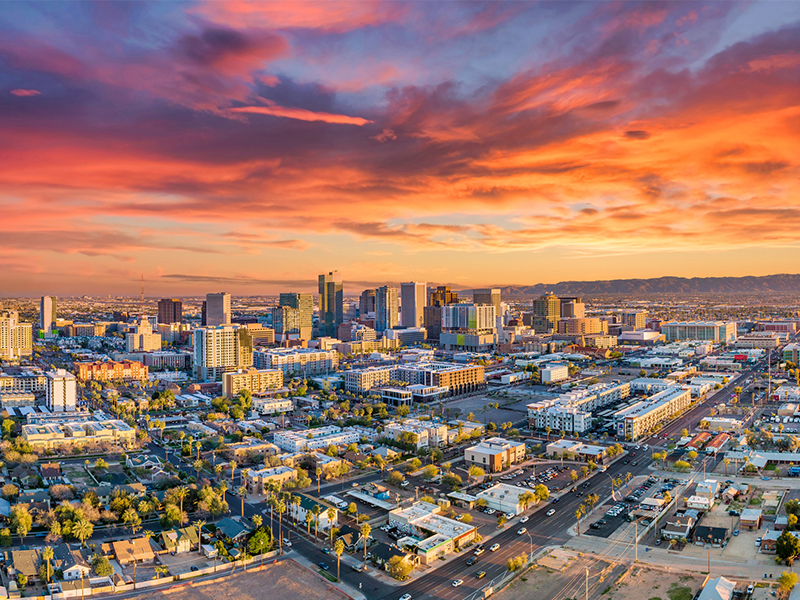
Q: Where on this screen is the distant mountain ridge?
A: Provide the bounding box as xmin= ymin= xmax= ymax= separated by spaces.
xmin=469 ymin=274 xmax=800 ymax=298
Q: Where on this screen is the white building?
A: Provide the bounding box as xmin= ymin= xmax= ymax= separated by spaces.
xmin=475 ymin=483 xmax=532 ymax=515
xmin=126 ymin=317 xmax=162 ymax=353
xmin=46 ymin=369 xmax=77 ymax=412
xmin=383 ymin=419 xmax=448 ymax=449
xmin=252 ymin=397 xmax=294 ymax=414
xmin=0 ymin=312 xmax=33 ymax=361
xmin=541 ymin=363 xmax=569 ymax=384
xmin=661 ymin=321 xmax=737 ymax=344
xmin=273 ymin=425 xmax=378 ymax=452
xmin=193 ymin=325 xmax=253 ymax=381
xmin=253 ymin=348 xmax=339 ymax=376
xmin=614 ymin=387 xmax=692 ymax=441
xmin=205 ymin=292 xmax=232 ymax=326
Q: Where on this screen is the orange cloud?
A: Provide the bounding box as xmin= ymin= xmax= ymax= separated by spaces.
xmin=10 ymin=89 xmax=40 ymax=96
xmin=229 ymin=105 xmax=373 ymax=125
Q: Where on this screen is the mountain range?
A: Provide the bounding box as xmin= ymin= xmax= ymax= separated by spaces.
xmin=474 ymin=274 xmax=800 ymax=298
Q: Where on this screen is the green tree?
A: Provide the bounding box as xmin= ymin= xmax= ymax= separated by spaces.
xmin=10 ymin=505 xmax=32 ymax=546
xmin=387 ymin=471 xmax=405 ymax=486
xmin=467 ymin=465 xmax=485 ymax=483
xmin=248 ymin=527 xmax=273 ymax=564
xmin=73 ymin=519 xmax=94 ymax=547
xmin=91 ymin=553 xmax=114 ymax=577
xmin=777 ymin=530 xmax=800 ymax=565
xmin=779 ymin=571 xmax=799 ymax=594
xmin=497 ymin=514 xmax=507 ymax=528
xmin=386 ymin=554 xmax=414 ymax=580
xmin=422 ymin=465 xmax=439 ymax=481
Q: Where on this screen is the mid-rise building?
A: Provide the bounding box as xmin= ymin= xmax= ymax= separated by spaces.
xmin=278 ymin=293 xmax=313 ymax=339
xmin=531 ymin=294 xmax=561 ymax=334
xmin=0 ymin=312 xmax=33 ymax=360
xmin=395 ymin=362 xmax=486 ymax=396
xmin=338 ymin=322 xmax=377 ymax=342
xmin=620 ymin=311 xmax=648 ymax=330
xmin=157 ymin=299 xmax=183 ymax=324
xmin=541 ymin=363 xmax=570 ymax=384
xmin=253 ymin=347 xmax=338 ymax=375
xmin=0 ymin=369 xmax=47 ymax=393
xmin=376 ymin=286 xmax=400 ymax=333
xmin=273 ymin=425 xmax=378 ymax=452
xmin=222 ymin=367 xmax=283 ymax=398
xmin=472 ymin=289 xmax=501 ymax=316
xmin=193 ymin=325 xmax=253 ymax=381
xmin=22 ymin=419 xmax=136 ymax=450
xmin=557 ymin=318 xmax=608 ymax=335
xmin=126 ymin=317 xmax=162 ymax=352
xmin=661 ymin=321 xmax=737 ymax=344
xmin=383 ymin=419 xmax=448 ymax=449
xmin=734 ymin=332 xmax=781 ymax=350
xmin=527 ymin=381 xmax=631 ymax=433
xmin=401 ymin=282 xmax=427 ymax=328
xmin=559 ymin=297 xmax=585 ymax=319
xmin=40 ymin=296 xmax=57 ymax=333
xmin=252 ymin=397 xmax=294 ymax=414
xmin=46 ymin=369 xmax=77 ymax=412
xmin=464 ymin=437 xmax=525 ymax=473
xmin=344 ymin=366 xmax=394 ymax=393
xmin=246 ymin=465 xmax=298 ymax=495
xmin=319 ymin=271 xmax=344 ymax=337
xmin=75 ymin=360 xmax=149 ymax=381
xmin=205 ymin=292 xmax=232 ymax=327
xmin=614 ymin=386 xmax=692 ymax=441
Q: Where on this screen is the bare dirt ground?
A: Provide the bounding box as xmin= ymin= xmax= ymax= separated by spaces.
xmin=601 ymin=565 xmax=704 ymax=600
xmin=140 ymin=559 xmax=349 ymax=600
xmin=495 ymin=556 xmax=621 ymax=600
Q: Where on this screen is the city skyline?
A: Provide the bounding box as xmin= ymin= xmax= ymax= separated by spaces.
xmin=2 ymin=1 xmax=800 ymax=295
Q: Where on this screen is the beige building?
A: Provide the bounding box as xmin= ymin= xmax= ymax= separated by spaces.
xmin=0 ymin=312 xmax=33 ymax=361
xmin=22 ymin=419 xmax=136 ymax=450
xmin=614 ymin=387 xmax=692 ymax=441
xmin=557 ymin=318 xmax=608 ymax=335
xmin=222 ymin=367 xmax=283 ymax=398
xmin=464 ymin=437 xmax=526 ymax=473
xmin=126 ymin=317 xmax=162 ymax=353
xmin=246 ymin=465 xmax=298 ymax=494
xmin=344 ymin=366 xmax=394 ymax=393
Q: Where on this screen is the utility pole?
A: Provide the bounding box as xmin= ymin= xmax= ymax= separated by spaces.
xmin=634 ymin=520 xmax=638 ymax=562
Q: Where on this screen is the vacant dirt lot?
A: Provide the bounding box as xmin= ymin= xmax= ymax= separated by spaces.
xmin=602 ymin=565 xmax=704 ymax=600
xmin=140 ymin=559 xmax=349 ymax=600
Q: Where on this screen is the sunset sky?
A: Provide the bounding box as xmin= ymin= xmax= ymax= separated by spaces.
xmin=2 ymin=1 xmax=800 ymax=296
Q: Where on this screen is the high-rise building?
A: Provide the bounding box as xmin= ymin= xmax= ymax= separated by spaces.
xmin=400 ymin=282 xmax=427 ymax=328
xmin=46 ymin=369 xmax=77 ymax=412
xmin=621 ymin=311 xmax=648 ymax=330
xmin=318 ymin=271 xmax=343 ymax=337
xmin=531 ymin=294 xmax=561 ymax=334
xmin=279 ymin=293 xmax=313 ymax=339
xmin=40 ymin=296 xmax=57 ymax=333
xmin=205 ymin=292 xmax=231 ymax=326
xmin=271 ymin=306 xmax=302 ymax=339
xmin=472 ymin=288 xmax=501 ymax=316
xmin=194 ymin=325 xmax=254 ymax=381
xmin=376 ymin=286 xmax=400 ymax=333
xmin=0 ymin=312 xmax=33 ymax=360
xmin=560 ymin=297 xmax=585 ymax=319
xmin=157 ymin=298 xmax=183 ymax=324
xmin=441 ymin=304 xmax=496 ymax=331
xmin=359 ymin=289 xmax=376 ymax=317
xmin=429 ymin=286 xmax=458 ymax=307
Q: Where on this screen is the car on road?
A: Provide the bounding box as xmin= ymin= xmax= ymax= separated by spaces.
xmin=190 ymin=565 xmax=199 ymax=571
xmin=352 ymin=483 xmax=359 ymax=487
xmin=318 ymin=562 xmax=329 ymax=571
xmin=455 ymin=514 xmax=464 ymax=521
xmin=399 ymin=595 xmax=412 ymax=600
xmin=467 ymin=556 xmax=479 ymax=566
xmin=476 ymin=571 xmax=486 ymax=579
xmin=520 ymin=516 xmax=529 ymax=523
xmin=756 ymin=538 xmax=762 ymax=546
xmin=552 ymin=497 xmax=559 ymax=503
xmin=453 ymin=579 xmax=463 ymax=587
xmin=474 ymin=546 xmax=485 ymax=556
xmin=490 ymin=543 xmax=500 ymax=552
xmin=517 ymin=527 xmax=527 ymax=535
xmin=547 ymin=509 xmax=556 ymax=516
xmin=505 ymin=512 xmax=516 ymax=520
xmin=322 ymin=548 xmax=330 ymax=554
xmin=734 ymin=530 xmax=740 ymax=536
xmin=623 ymin=460 xmax=630 ymax=464
xmin=283 ymin=538 xmax=292 ymax=547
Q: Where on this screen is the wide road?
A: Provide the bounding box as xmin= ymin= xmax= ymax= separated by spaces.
xmin=374 ymin=455 xmax=653 ymax=600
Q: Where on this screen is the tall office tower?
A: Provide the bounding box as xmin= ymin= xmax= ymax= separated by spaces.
xmin=279 ymin=292 xmax=313 ymax=339
xmin=157 ymin=298 xmax=183 ymax=324
xmin=472 ymin=288 xmax=501 ymax=315
xmin=0 ymin=312 xmax=33 ymax=360
xmin=375 ymin=286 xmax=400 ymax=333
xmin=559 ymin=296 xmax=585 ymax=318
xmin=194 ymin=325 xmax=254 ymax=381
xmin=359 ymin=289 xmax=376 ymax=317
xmin=46 ymin=369 xmax=77 ymax=412
xmin=429 ymin=285 xmax=458 ymax=307
xmin=531 ymin=294 xmax=561 ymax=333
xmin=400 ymin=282 xmax=427 ymax=328
xmin=205 ymin=292 xmax=232 ymax=326
xmin=271 ymin=305 xmax=302 ymax=339
xmin=318 ymin=271 xmax=343 ymax=337
xmin=40 ymin=296 xmax=57 ymax=333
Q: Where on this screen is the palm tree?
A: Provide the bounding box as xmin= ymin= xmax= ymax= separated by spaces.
xmin=175 ymin=486 xmax=188 ymax=516
xmin=305 ymin=511 xmax=313 ymax=536
xmin=360 ymin=523 xmax=371 ymax=569
xmin=545 ymin=426 xmax=551 ymax=441
xmin=74 ymin=519 xmax=92 ymax=547
xmin=334 ymin=538 xmax=345 ymax=582
xmin=179 ymin=431 xmax=185 ymax=452
xmin=316 ymin=467 xmax=322 ymax=494
xmin=724 ymin=458 xmax=730 ymax=476
xmin=238 ymin=486 xmax=247 ymax=516
xmin=194 ymin=519 xmax=206 ymax=554
xmin=326 ymin=508 xmax=336 ymax=545
xmin=42 ymin=546 xmax=54 ymax=584
xmin=575 ymin=507 xmax=584 ymax=535
xmin=292 ymin=495 xmax=301 ymax=523
xmin=214 ymin=464 xmax=224 ymax=481
xmin=230 ymin=461 xmax=237 ymax=486
xmin=276 ymin=500 xmax=287 ymax=551
xmin=193 ymin=459 xmax=204 ymax=481
xmin=312 ymin=505 xmax=322 ymax=540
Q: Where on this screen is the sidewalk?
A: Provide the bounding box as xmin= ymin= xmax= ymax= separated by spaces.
xmin=289 ymin=552 xmax=367 ymax=600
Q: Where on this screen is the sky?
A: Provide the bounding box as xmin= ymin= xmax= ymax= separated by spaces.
xmin=2 ymin=1 xmax=800 ymax=297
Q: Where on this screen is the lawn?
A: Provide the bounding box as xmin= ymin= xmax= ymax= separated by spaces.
xmin=667 ymin=583 xmax=694 ymax=600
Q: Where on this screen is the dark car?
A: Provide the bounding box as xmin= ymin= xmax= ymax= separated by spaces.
xmin=318 ymin=562 xmax=330 ymax=571
xmin=467 ymin=556 xmax=478 ymax=566
xmin=190 ymin=565 xmax=199 ymax=572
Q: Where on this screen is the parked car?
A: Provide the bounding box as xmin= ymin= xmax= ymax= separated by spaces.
xmin=318 ymin=562 xmax=329 ymax=571
xmin=399 ymin=595 xmax=412 ymax=600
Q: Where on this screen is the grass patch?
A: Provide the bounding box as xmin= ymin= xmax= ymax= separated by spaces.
xmin=602 ymin=586 xmax=612 ymax=595
xmin=318 ymin=569 xmax=337 ymax=583
xmin=667 ymin=583 xmax=693 ymax=600
xmin=649 ymin=597 xmax=663 ymax=600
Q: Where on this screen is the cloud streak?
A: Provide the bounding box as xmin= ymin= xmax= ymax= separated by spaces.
xmin=229 ymin=105 xmax=373 ymax=125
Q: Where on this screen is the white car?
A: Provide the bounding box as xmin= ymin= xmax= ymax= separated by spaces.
xmin=452 ymin=580 xmax=463 ymax=587
xmin=505 ymin=512 xmax=516 ymax=520
xmin=517 ymin=527 xmax=527 ymax=535
xmin=490 ymin=543 xmax=500 ymax=552
xmin=520 ymin=516 xmax=529 ymax=523
xmin=547 ymin=509 xmax=556 ymax=516
xmin=282 ymin=538 xmax=292 ymax=547
xmin=400 ymin=595 xmax=413 ymax=600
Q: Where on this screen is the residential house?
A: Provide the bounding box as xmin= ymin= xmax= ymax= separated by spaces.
xmin=661 ymin=514 xmax=696 ymax=540
xmin=344 ymin=450 xmax=370 ymax=465
xmin=695 ymin=480 xmax=720 ymax=504
xmin=760 ymin=530 xmax=783 ymax=553
xmin=40 ymin=462 xmax=63 ymax=483
xmin=370 ymin=446 xmax=399 ymax=460
xmin=697 ymin=576 xmax=735 ymax=600
xmin=693 ymin=525 xmax=728 ymax=546
xmin=215 ymin=517 xmax=253 ymax=543
xmin=126 ymin=455 xmax=162 ymax=470
xmin=370 ymin=542 xmax=418 ymax=572
xmin=740 ymin=508 xmax=763 ymax=530
xmin=336 ymin=524 xmax=365 ymax=551
xmin=52 ymin=544 xmax=91 ymax=581
xmin=117 ymin=483 xmax=147 ymax=497
xmin=361 ymin=483 xmax=390 ymax=501
xmin=18 ymin=489 xmax=51 ymax=511
xmin=6 ymin=548 xmax=42 ymax=583
xmin=87 ymin=485 xmax=112 ymax=505
xmin=112 ymin=537 xmax=156 ymax=565
xmin=686 ymin=495 xmax=713 ymax=511
xmin=295 ymin=495 xmax=338 ymax=533
xmin=161 ymin=527 xmax=199 ymax=554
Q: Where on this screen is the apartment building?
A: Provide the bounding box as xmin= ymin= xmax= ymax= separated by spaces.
xmin=734 ymin=332 xmax=781 ymax=350
xmin=22 ymin=419 xmax=136 ymax=450
xmin=221 ymin=367 xmax=283 ymax=398
xmin=273 ymin=425 xmax=379 ymax=452
xmin=614 ymin=386 xmax=692 ymax=441
xmin=246 ymin=465 xmax=298 ymax=495
xmin=46 ymin=369 xmax=77 ymax=412
xmin=464 ymin=437 xmax=526 ymax=473
xmin=193 ymin=325 xmax=253 ymax=381
xmin=0 ymin=312 xmax=33 ymax=361
xmin=557 ymin=318 xmax=608 ymax=335
xmin=0 ymin=369 xmax=48 ymax=393
xmin=253 ymin=348 xmax=339 ymax=376
xmin=75 ymin=360 xmax=149 ymax=381
xmin=395 ymin=362 xmax=486 ymax=396
xmin=344 ymin=366 xmax=395 ymax=393
xmin=661 ymin=321 xmax=737 ymax=343
xmin=541 ymin=363 xmax=569 ymax=384
xmin=252 ymin=397 xmax=294 ymax=414
xmin=383 ymin=419 xmax=448 ymax=449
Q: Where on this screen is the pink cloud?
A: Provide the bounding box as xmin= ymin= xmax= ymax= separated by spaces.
xmin=230 ymin=105 xmax=373 ymax=125
xmin=10 ymin=89 xmax=41 ymax=96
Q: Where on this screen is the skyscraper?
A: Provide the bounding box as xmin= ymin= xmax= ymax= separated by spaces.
xmin=400 ymin=282 xmax=427 ymax=328
xmin=279 ymin=292 xmax=313 ymax=339
xmin=359 ymin=289 xmax=376 ymax=316
xmin=429 ymin=285 xmax=458 ymax=307
xmin=424 ymin=285 xmax=458 ymax=341
xmin=40 ymin=296 xmax=57 ymax=333
xmin=473 ymin=288 xmax=501 ymax=316
xmin=531 ymin=294 xmax=561 ymax=333
xmin=318 ymin=271 xmax=343 ymax=337
xmin=205 ymin=292 xmax=231 ymax=326
xmin=157 ymin=298 xmax=183 ymax=324
xmin=271 ymin=305 xmax=302 ymax=339
xmin=376 ymin=286 xmax=400 ymax=332
xmin=194 ymin=325 xmax=254 ymax=381
xmin=0 ymin=312 xmax=33 ymax=360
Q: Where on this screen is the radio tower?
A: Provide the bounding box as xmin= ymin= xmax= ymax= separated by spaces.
xmin=140 ymin=274 xmax=144 ymax=317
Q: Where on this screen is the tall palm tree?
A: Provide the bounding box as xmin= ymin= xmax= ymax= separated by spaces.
xmin=312 ymin=505 xmax=322 ymax=540
xmin=238 ymin=486 xmax=247 ymax=516
xmin=326 ymin=508 xmax=336 ymax=545
xmin=334 ymin=538 xmax=345 ymax=582
xmin=73 ymin=519 xmax=92 ymax=547
xmin=316 ymin=468 xmax=322 ymax=495
xmin=194 ymin=520 xmax=206 ymax=555
xmin=360 ymin=524 xmax=371 ymax=569
xmin=175 ymin=486 xmax=188 ymax=516
xmin=276 ymin=500 xmax=286 ymax=552
xmin=230 ymin=461 xmax=237 ymax=486
xmin=42 ymin=546 xmax=54 ymax=584
xmin=305 ymin=511 xmax=313 ymax=536
xmin=292 ymin=495 xmax=301 ymax=523
xmin=575 ymin=507 xmax=584 ymax=535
